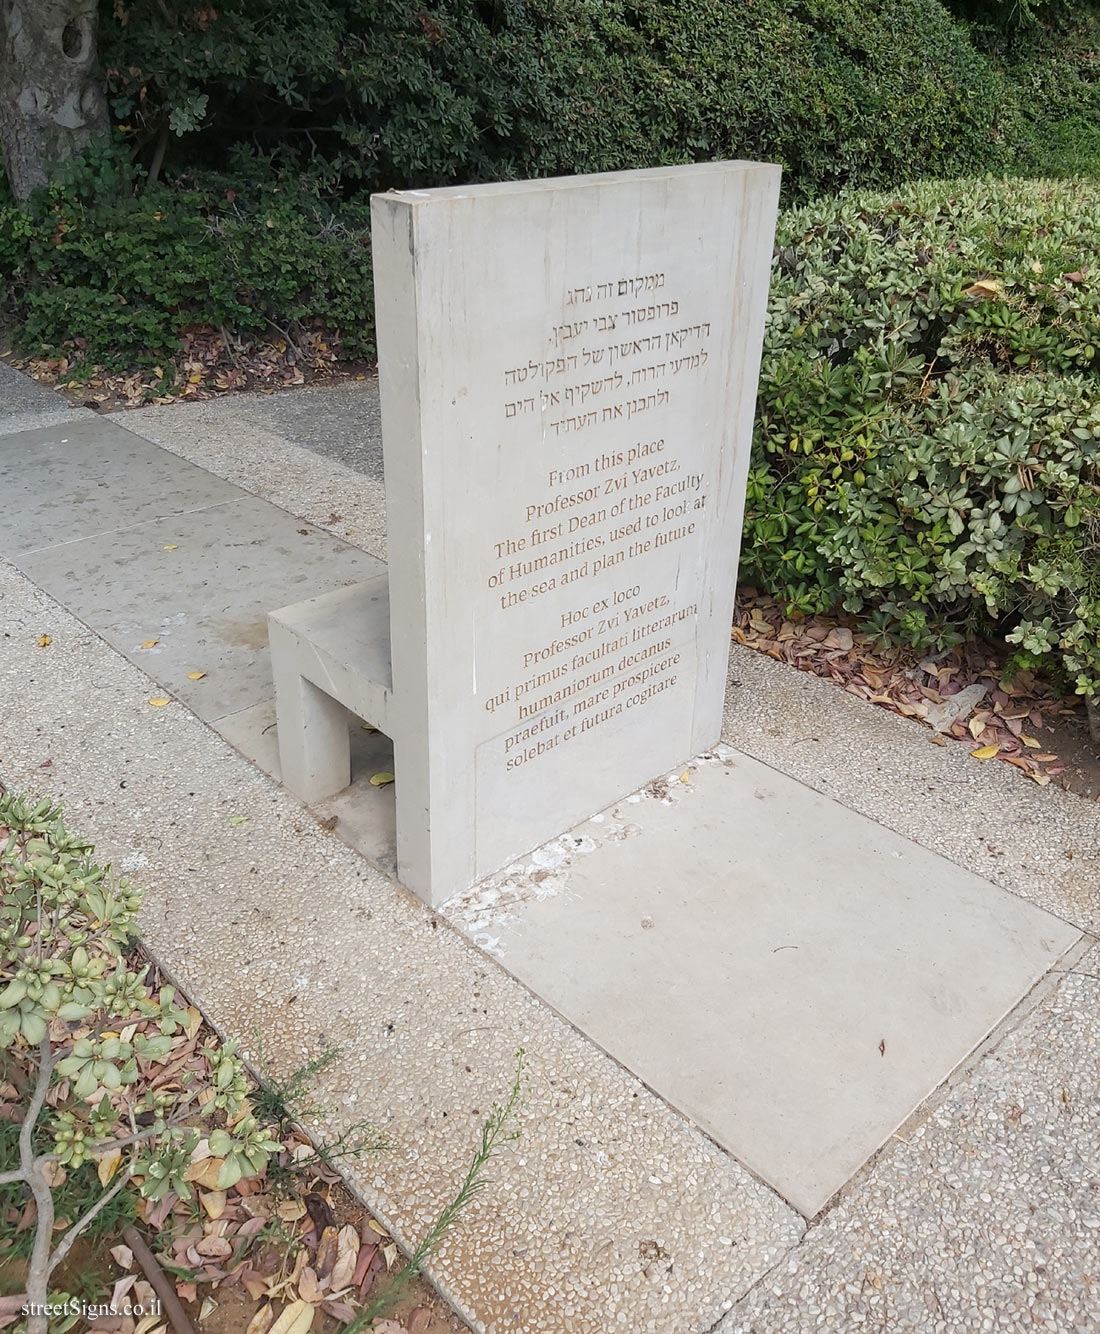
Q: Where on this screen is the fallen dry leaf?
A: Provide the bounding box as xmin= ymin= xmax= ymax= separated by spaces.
xmin=200 ymin=1190 xmax=227 ymax=1220
xmin=195 ymin=1235 xmax=233 ymax=1260
xmin=148 ymin=697 xmax=171 ymax=708
xmin=407 ymin=1309 xmax=434 ymax=1334
xmin=297 ymin=1265 xmax=324 ymax=1305
xmin=268 ymin=1298 xmax=314 ymax=1334
xmin=314 ymin=1225 xmax=338 ymax=1282
xmin=187 ymin=670 xmax=206 ymax=680
xmin=245 ymin=1307 xmax=276 ymax=1334
xmin=97 ymin=1151 xmax=123 ymax=1187
xmin=184 ymin=1156 xmax=227 ymax=1190
xmin=970 ymin=744 xmax=1001 ymax=760
xmin=141 ymin=639 xmax=158 ymax=649
xmin=964 ymin=278 xmax=1003 ymax=298
xmin=329 ymin=1224 xmax=359 ymax=1291
xmin=110 ymin=1245 xmax=134 ymax=1271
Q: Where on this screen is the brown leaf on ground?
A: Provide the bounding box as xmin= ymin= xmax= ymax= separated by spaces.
xmin=734 ymin=593 xmax=1090 ymax=793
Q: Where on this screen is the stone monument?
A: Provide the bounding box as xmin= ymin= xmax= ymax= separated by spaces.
xmin=269 ymin=161 xmax=781 ymax=904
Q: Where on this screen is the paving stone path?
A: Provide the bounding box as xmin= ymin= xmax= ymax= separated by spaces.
xmin=1 ymin=375 xmax=1097 ymax=1333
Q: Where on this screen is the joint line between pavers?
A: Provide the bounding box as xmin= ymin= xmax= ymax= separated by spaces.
xmin=12 ymin=494 xmax=254 ymax=557
xmin=207 ymin=696 xmax=277 ymax=726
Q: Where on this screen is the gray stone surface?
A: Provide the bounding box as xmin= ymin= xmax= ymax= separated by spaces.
xmin=0 ymin=417 xmax=383 ymax=722
xmin=0 ymin=559 xmax=805 ymax=1334
xmin=121 ymin=396 xmax=388 ymax=560
xmin=269 ymin=574 xmax=393 ymax=800
xmin=722 ymin=647 xmax=1100 ymax=935
xmin=0 ymin=418 xmax=244 ymax=555
xmin=358 ymin=162 xmax=780 ymax=901
xmin=13 ymin=491 xmax=383 ymax=721
xmin=720 ymin=944 xmax=1100 ymax=1333
xmin=212 ymin=698 xmax=399 ymax=874
xmin=444 ymin=749 xmax=1080 ymax=1217
xmin=0 ymin=406 xmax=92 ymax=437
xmin=224 ymin=379 xmax=385 ymax=480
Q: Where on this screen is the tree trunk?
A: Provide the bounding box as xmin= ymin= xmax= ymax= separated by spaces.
xmin=0 ymin=0 xmax=108 ymax=200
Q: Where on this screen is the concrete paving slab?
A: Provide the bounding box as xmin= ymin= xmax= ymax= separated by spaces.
xmin=213 ymin=697 xmax=398 ymax=874
xmin=0 ymin=407 xmax=92 ymax=437
xmin=445 ymin=750 xmax=1081 ymax=1217
xmin=122 ymin=397 xmax=389 ymax=560
xmin=720 ymin=942 xmax=1100 ymax=1332
xmin=0 ymin=560 xmax=804 ymax=1334
xmin=723 ymin=645 xmax=1100 ymax=935
xmin=0 ymin=418 xmax=245 ymax=555
xmin=13 ymin=495 xmax=384 ymax=720
xmin=225 ymin=379 xmax=385 ymax=481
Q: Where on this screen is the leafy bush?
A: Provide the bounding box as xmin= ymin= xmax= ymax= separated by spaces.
xmin=974 ymin=1 xmax=1100 ymax=179
xmin=0 ymin=791 xmax=281 ymax=1330
xmin=744 ymin=175 xmax=1100 ymax=700
xmin=0 ymin=147 xmax=374 ymax=365
xmin=3 ymin=0 xmax=1032 ymax=363
xmin=101 ymin=0 xmax=1021 ymax=202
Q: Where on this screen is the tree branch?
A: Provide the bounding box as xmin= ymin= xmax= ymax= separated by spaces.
xmin=146 ymin=123 xmax=170 ymax=188
xmin=47 ymin=1172 xmax=129 ymax=1276
xmin=19 ymin=1039 xmax=54 ymax=1172
xmin=122 ymin=1223 xmax=197 ymax=1334
xmin=21 ymin=1040 xmax=56 ymax=1334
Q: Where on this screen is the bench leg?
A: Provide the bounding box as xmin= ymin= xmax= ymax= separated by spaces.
xmin=270 ymin=627 xmax=351 ymax=803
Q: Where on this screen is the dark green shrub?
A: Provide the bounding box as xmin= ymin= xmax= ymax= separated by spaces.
xmin=745 ymin=176 xmax=1100 ymax=698
xmin=101 ymin=0 xmax=1022 ymax=202
xmin=1 ymin=0 xmax=1070 ymax=366
xmin=954 ymin=0 xmax=1100 ymax=178
xmin=1 ymin=148 xmax=374 ymax=364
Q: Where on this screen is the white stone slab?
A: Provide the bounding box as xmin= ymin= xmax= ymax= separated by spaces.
xmin=16 ymin=491 xmax=383 ymax=720
xmin=0 ymin=418 xmax=243 ymax=555
xmin=371 ymin=162 xmax=780 ymax=901
xmin=444 ymin=749 xmax=1081 ymax=1216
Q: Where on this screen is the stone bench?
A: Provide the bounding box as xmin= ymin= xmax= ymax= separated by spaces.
xmin=269 ymin=574 xmax=392 ymax=804
xmin=268 ymin=161 xmax=780 ymax=907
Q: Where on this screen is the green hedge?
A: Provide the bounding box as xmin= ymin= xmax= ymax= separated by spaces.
xmin=0 ymin=153 xmax=374 ymax=365
xmin=973 ymin=2 xmax=1100 ymax=179
xmin=0 ymin=0 xmax=1040 ymax=365
xmin=745 ymin=176 xmax=1100 ymax=697
xmin=101 ymin=0 xmax=1022 ymax=201
xmin=5 ymin=0 xmax=1093 ymax=364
